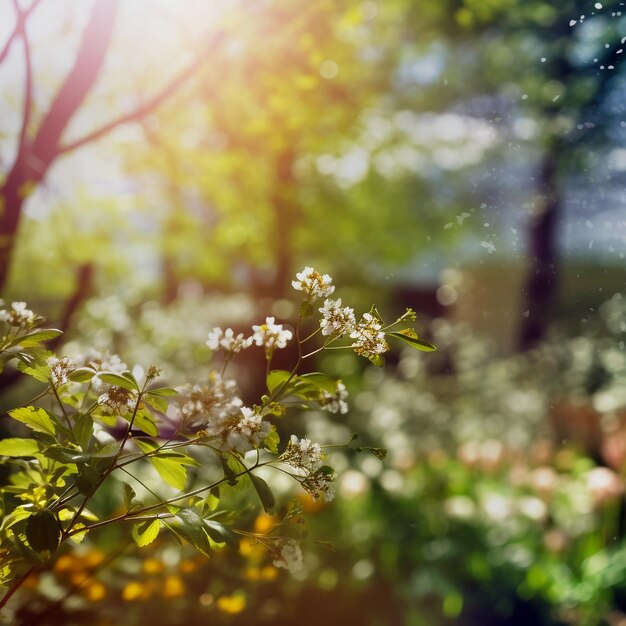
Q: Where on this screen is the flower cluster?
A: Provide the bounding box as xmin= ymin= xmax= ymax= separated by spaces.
xmin=318 ymin=381 xmax=349 ymax=414
xmin=300 ymin=468 xmax=336 ymax=502
xmin=206 ymin=327 xmax=253 ymax=355
xmin=0 ymin=301 xmax=36 ymax=328
xmin=176 ymin=373 xmax=242 ymax=430
xmin=350 ymin=313 xmax=389 ymax=358
xmin=47 ymin=356 xmax=75 ymax=388
xmin=98 ymin=386 xmax=138 ymax=416
xmin=291 ymin=266 xmax=335 ymax=302
xmin=252 ymin=317 xmax=292 ymax=353
xmin=318 ymin=298 xmax=355 ymax=337
xmin=78 ymin=349 xmax=128 ymax=392
xmin=223 ymin=406 xmax=272 ymax=454
xmin=272 ymin=539 xmax=303 ymax=573
xmin=280 ymin=436 xmax=325 ymax=473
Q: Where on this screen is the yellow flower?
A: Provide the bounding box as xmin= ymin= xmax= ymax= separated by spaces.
xmin=216 ymin=594 xmax=246 ymax=614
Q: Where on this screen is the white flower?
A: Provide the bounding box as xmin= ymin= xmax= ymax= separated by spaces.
xmin=273 ymin=539 xmax=303 ymax=574
xmin=350 ymin=313 xmax=389 ymax=358
xmin=280 ymin=435 xmax=325 ymax=473
xmin=207 ymin=327 xmax=253 ymax=354
xmin=252 ymin=317 xmax=292 ymax=352
xmin=47 ymin=356 xmax=75 ymax=387
xmin=319 ymin=381 xmax=349 ymax=414
xmin=319 ymin=298 xmax=355 ymax=337
xmin=224 ymin=406 xmax=271 ymax=453
xmin=0 ymin=301 xmax=36 ymax=327
xmin=176 ymin=372 xmax=242 ymax=430
xmin=77 ymin=349 xmax=128 ymax=392
xmin=291 ymin=266 xmax=335 ymax=302
xmin=98 ymin=386 xmax=138 ymax=416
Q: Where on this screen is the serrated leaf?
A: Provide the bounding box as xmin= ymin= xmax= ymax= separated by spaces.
xmin=9 ymin=406 xmax=57 ymax=436
xmin=150 ymin=457 xmax=187 ymax=490
xmin=264 ymin=428 xmax=280 ymax=454
xmin=0 ymin=438 xmax=40 ymax=457
xmin=367 ymin=353 xmax=385 ymax=367
xmin=129 ymin=408 xmax=159 ymax=437
xmin=144 ymin=393 xmax=168 ymax=413
xmin=387 ymin=331 xmax=436 ymax=352
xmin=132 ymin=519 xmax=160 ymax=547
xmin=250 ymin=474 xmax=275 ymax=514
xmin=97 ymin=372 xmax=138 ymax=391
xmin=25 ymin=511 xmax=60 ymax=553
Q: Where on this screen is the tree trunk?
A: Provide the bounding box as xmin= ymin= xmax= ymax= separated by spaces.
xmin=0 ymin=0 xmax=118 ymax=292
xmin=517 ymin=140 xmax=561 ymax=350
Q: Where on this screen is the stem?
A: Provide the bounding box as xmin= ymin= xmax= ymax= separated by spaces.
xmin=51 ymin=384 xmax=73 ymax=436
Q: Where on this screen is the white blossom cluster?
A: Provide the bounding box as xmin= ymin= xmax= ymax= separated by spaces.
xmin=78 ymin=349 xmax=128 ymax=392
xmin=206 ymin=327 xmax=253 ymax=354
xmin=280 ymin=435 xmax=325 ymax=473
xmin=0 ymin=301 xmax=35 ymax=328
xmin=350 ymin=313 xmax=389 ymax=358
xmin=318 ymin=298 xmax=355 ymax=337
xmin=291 ymin=266 xmax=335 ymax=302
xmin=47 ymin=356 xmax=75 ymax=388
xmin=177 ymin=375 xmax=272 ymax=453
xmin=223 ymin=406 xmax=272 ymax=454
xmin=176 ymin=373 xmax=242 ymax=429
xmin=252 ymin=317 xmax=292 ymax=352
xmin=272 ymin=539 xmax=303 ymax=573
xmin=318 ymin=381 xmax=349 ymax=414
xmin=98 ymin=385 xmax=138 ymax=416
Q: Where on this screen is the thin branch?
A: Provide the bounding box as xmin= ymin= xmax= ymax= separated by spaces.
xmin=16 ymin=0 xmax=34 ymax=157
xmin=57 ymin=32 xmax=223 ymax=156
xmin=0 ymin=0 xmax=42 ymax=67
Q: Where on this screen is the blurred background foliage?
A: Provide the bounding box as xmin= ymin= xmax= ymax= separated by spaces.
xmin=1 ymin=0 xmax=626 ymax=624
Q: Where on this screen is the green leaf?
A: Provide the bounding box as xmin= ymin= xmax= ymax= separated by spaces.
xmin=264 ymin=428 xmax=280 ymax=454
xmin=250 ymin=474 xmax=275 ymax=514
xmin=69 ymin=368 xmax=96 ymax=383
xmin=73 ymin=413 xmax=94 ymax=450
xmin=0 ymin=438 xmax=40 ymax=457
xmin=129 ymin=408 xmax=159 ymax=437
xmin=8 ymin=329 xmax=62 ymax=348
xmin=132 ymin=519 xmax=160 ymax=547
xmin=150 ymin=457 xmax=188 ymax=490
xmin=204 ymin=520 xmax=239 ymax=549
xmin=148 ymin=387 xmax=178 ymax=397
xmin=296 ymin=372 xmax=339 ymax=394
xmin=123 ymin=483 xmax=137 ymax=509
xmin=367 ymin=353 xmax=386 ymax=367
xmin=266 ymin=370 xmax=292 ymax=394
xmin=387 ymin=331 xmax=436 ymax=352
xmin=144 ymin=393 xmax=168 ymax=413
xmin=9 ymin=406 xmax=57 ymax=436
xmin=97 ymin=372 xmax=138 ymax=391
xmin=174 ymin=509 xmax=212 ymax=557
xmin=25 ymin=511 xmax=60 ymax=553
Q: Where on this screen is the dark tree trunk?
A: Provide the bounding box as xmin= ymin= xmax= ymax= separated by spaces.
xmin=267 ymin=148 xmax=296 ymax=299
xmin=0 ymin=0 xmax=118 ymax=292
xmin=517 ymin=140 xmax=562 ymax=350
